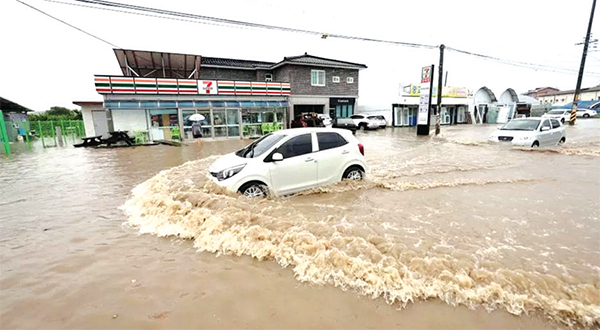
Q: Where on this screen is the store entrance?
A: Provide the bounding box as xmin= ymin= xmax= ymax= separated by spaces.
xmin=293 ymin=104 xmax=324 ymax=117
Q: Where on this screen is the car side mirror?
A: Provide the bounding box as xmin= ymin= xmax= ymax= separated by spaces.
xmin=541 ymin=126 xmax=551 ymax=131
xmin=272 ymin=153 xmax=283 ymax=161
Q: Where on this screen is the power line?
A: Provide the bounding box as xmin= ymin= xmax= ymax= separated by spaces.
xmin=68 ymin=0 xmax=438 ymax=49
xmin=35 ymin=0 xmax=600 ymax=76
xmin=446 ymin=46 xmax=600 ymax=75
xmin=16 ymin=0 xmax=119 ymax=48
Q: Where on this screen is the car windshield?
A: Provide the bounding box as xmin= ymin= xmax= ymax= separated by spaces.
xmin=500 ymin=119 xmax=541 ymax=131
xmin=235 ymin=133 xmax=286 ymax=158
xmin=548 ymin=110 xmax=566 ymax=114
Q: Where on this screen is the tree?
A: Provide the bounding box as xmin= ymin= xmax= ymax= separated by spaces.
xmin=28 ymin=106 xmax=82 ymax=121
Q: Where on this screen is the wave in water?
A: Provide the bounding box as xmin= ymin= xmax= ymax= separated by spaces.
xmin=121 ymin=157 xmax=600 ymax=329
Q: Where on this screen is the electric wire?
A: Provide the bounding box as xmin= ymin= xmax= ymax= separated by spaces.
xmin=16 ymin=0 xmax=120 ymax=48
xmin=27 ymin=0 xmax=600 ymax=76
xmin=69 ymin=0 xmax=438 ymax=49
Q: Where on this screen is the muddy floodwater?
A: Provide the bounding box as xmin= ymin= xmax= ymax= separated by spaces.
xmin=1 ymin=121 xmax=599 ymax=329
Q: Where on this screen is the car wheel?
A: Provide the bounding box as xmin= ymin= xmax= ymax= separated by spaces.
xmin=239 ymin=182 xmax=269 ymax=198
xmin=359 ymin=123 xmax=366 ymax=130
xmin=343 ymin=166 xmax=364 ymax=181
xmin=531 ymin=141 xmax=540 ymax=148
xmin=558 ymin=137 xmax=566 ymax=144
xmin=583 ymin=114 xmax=590 ymax=118
xmin=561 ymin=118 xmax=565 ymax=124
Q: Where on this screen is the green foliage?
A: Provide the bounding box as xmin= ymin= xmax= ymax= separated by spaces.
xmin=28 ymin=106 xmax=83 ymax=121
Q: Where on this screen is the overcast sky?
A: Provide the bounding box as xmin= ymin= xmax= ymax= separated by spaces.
xmin=1 ymin=0 xmax=599 ymax=111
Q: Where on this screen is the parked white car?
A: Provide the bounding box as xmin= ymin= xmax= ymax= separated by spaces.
xmin=488 ymin=117 xmax=566 ymax=147
xmin=318 ymin=114 xmax=332 ymax=126
xmin=542 ymin=109 xmax=570 ymax=123
xmin=576 ymin=108 xmax=597 ymax=118
xmin=350 ymin=114 xmax=379 ymax=130
xmin=209 ymin=127 xmax=367 ymax=197
xmin=367 ymin=115 xmax=387 ymax=128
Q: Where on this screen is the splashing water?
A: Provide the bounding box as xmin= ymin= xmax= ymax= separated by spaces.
xmin=122 ymin=154 xmax=600 ymax=329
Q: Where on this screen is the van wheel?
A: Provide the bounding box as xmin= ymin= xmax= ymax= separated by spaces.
xmin=531 ymin=141 xmax=540 ymax=148
xmin=343 ymin=166 xmax=364 ymax=181
xmin=239 ymin=182 xmax=269 ymax=198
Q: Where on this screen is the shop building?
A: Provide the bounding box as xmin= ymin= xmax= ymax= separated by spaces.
xmin=392 ymin=84 xmax=471 ymax=127
xmin=81 ymin=49 xmax=366 ymax=140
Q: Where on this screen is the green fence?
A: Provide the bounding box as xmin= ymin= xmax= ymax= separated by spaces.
xmin=0 ymin=111 xmax=10 ymax=155
xmin=30 ymin=120 xmax=85 ymax=148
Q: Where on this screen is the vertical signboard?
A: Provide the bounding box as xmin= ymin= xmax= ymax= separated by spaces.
xmin=417 ymin=65 xmax=434 ymax=135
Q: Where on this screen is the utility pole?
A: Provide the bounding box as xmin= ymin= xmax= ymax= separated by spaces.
xmin=435 ymin=44 xmax=445 ymax=135
xmin=569 ymin=0 xmax=596 ymax=125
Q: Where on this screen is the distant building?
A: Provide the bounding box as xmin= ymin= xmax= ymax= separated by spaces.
xmin=79 ymin=49 xmax=366 ymax=140
xmin=524 ymin=87 xmax=560 ymax=99
xmin=0 ymin=96 xmax=33 ymax=142
xmin=526 ymin=85 xmax=600 ymax=106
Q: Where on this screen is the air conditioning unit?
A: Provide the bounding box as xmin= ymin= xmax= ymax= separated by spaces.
xmin=265 ymin=74 xmax=273 ymax=82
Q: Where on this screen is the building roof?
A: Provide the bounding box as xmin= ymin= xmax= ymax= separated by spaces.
xmin=201 ymin=57 xmax=274 ymax=69
xmin=272 ymin=53 xmax=368 ymax=70
xmin=538 ymin=85 xmax=600 ymax=97
xmin=0 ymin=96 xmax=33 ymax=113
xmin=114 ymin=49 xmax=202 ymax=79
xmin=112 ymin=49 xmax=366 ymax=78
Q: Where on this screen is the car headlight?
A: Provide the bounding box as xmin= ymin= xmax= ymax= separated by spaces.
xmin=217 ymin=164 xmax=246 ymax=181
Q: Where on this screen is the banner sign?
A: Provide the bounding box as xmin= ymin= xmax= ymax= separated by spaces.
xmin=417 ymin=66 xmax=434 ymax=125
xmin=407 ymin=84 xmax=468 ymax=98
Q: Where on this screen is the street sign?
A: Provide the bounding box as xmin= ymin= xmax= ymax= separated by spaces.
xmin=417 ymin=65 xmax=434 ymax=134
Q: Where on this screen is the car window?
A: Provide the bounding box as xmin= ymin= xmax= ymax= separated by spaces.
xmin=541 ymin=119 xmax=551 ymax=130
xmin=235 ymin=133 xmax=286 ymax=158
xmin=317 ymin=132 xmax=348 ymax=151
xmin=350 ymin=115 xmax=363 ymax=119
xmin=277 ymin=134 xmax=312 ymax=159
xmin=550 ymin=119 xmax=561 ymax=129
xmin=335 ymin=118 xmax=354 ymax=124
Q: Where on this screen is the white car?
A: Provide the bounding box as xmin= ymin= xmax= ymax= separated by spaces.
xmin=350 ymin=114 xmax=379 ymax=130
xmin=367 ymin=115 xmax=387 ymax=128
xmin=488 ymin=117 xmax=566 ymax=147
xmin=576 ymin=108 xmax=597 ymax=118
xmin=542 ymin=109 xmax=571 ymax=123
xmin=317 ymin=114 xmax=332 ymax=126
xmin=209 ymin=127 xmax=367 ymax=197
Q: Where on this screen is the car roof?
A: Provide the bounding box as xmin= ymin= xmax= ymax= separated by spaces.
xmin=273 ymin=127 xmax=354 ymax=135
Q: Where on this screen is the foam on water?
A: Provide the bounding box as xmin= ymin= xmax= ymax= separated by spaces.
xmin=121 ymin=156 xmax=600 ymax=329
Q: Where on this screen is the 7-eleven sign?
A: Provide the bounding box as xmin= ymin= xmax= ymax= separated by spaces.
xmin=199 ymin=80 xmax=218 ymax=94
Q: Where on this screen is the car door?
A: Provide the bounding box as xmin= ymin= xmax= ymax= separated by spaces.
xmin=538 ymin=119 xmax=553 ymax=146
xmin=268 ymin=133 xmax=317 ymax=195
xmin=549 ymin=119 xmax=563 ymax=144
xmin=314 ymin=132 xmax=350 ymax=185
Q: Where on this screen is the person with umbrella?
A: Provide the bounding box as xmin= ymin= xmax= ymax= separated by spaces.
xmin=189 ymin=113 xmax=205 ymax=139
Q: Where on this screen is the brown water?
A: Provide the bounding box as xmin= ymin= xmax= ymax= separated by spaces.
xmin=1 ymin=121 xmax=599 ymax=329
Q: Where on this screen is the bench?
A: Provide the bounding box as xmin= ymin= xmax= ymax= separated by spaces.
xmin=74 ymin=135 xmax=103 ymax=147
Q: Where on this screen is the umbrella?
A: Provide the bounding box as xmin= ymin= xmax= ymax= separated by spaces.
xmin=188 ymin=113 xmax=206 ymax=121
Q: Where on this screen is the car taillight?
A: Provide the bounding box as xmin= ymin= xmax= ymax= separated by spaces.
xmin=358 ymin=143 xmax=364 ymax=156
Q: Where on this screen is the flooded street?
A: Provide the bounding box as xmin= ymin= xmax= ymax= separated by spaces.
xmin=1 ymin=121 xmax=599 ymax=329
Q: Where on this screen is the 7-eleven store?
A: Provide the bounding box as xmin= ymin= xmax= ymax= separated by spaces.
xmin=91 ymin=76 xmax=291 ymax=141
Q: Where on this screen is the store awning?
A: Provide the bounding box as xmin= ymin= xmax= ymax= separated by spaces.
xmin=104 ymin=100 xmax=289 ymax=109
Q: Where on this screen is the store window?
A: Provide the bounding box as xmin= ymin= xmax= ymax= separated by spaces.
xmin=182 ymin=109 xmax=210 ymax=139
xmin=148 ymin=109 xmax=178 ymax=140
